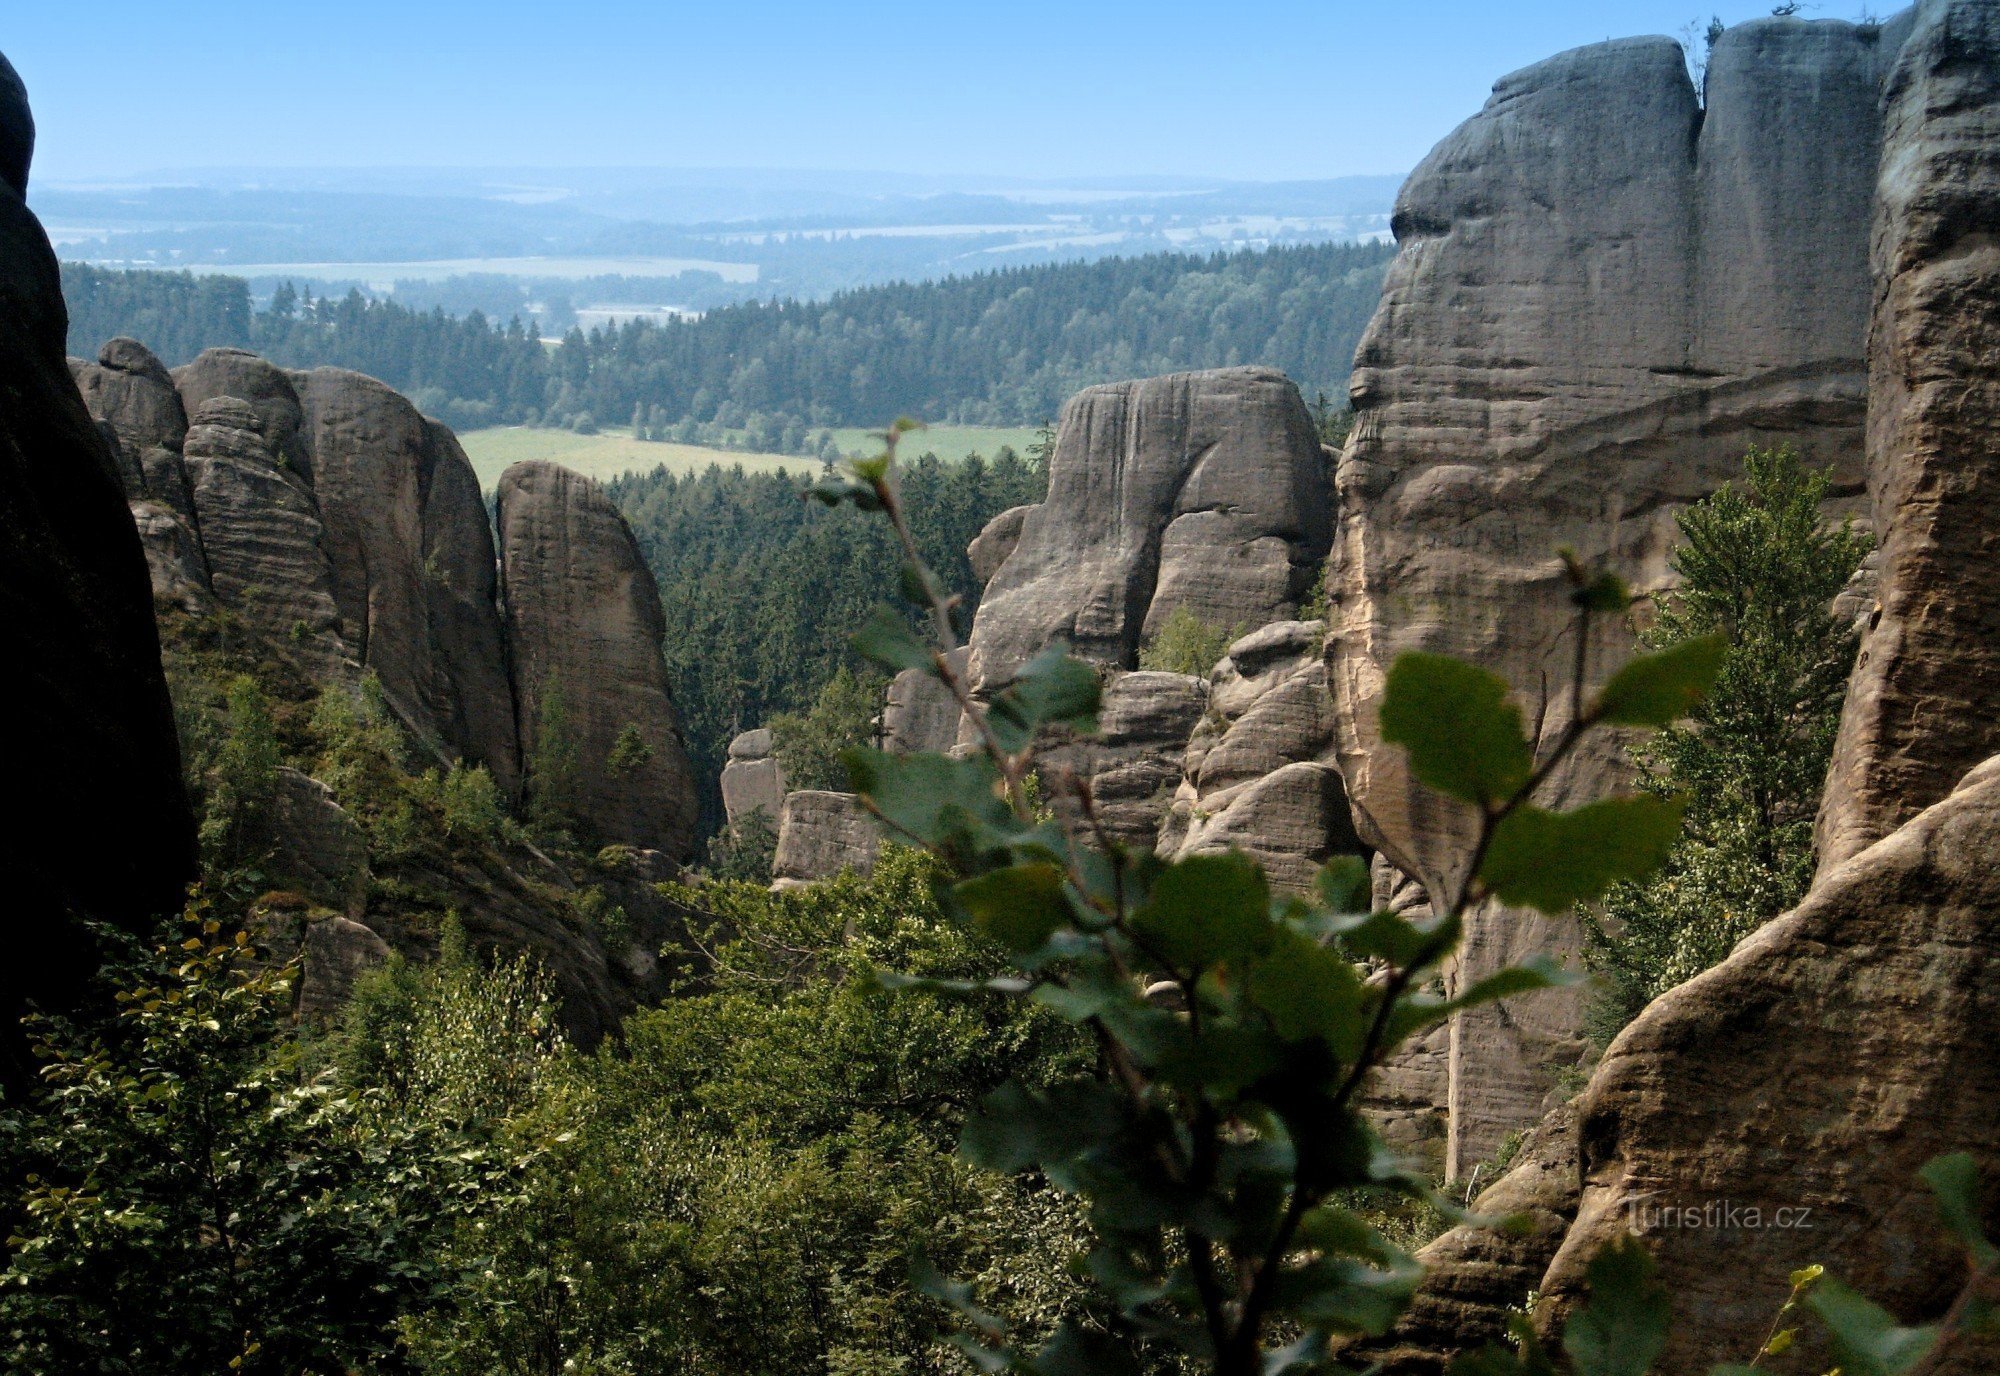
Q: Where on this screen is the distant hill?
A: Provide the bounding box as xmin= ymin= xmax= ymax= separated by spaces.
xmin=61 ymin=237 xmax=1397 ymax=440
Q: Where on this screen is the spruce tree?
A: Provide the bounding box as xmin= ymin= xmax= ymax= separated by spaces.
xmin=1583 ymin=446 xmax=1871 ymax=1039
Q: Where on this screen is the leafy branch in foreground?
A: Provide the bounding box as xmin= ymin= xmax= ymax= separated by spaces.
xmin=808 ymin=428 xmax=1729 ymax=1375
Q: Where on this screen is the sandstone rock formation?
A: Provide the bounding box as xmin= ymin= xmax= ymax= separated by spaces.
xmin=497 ymin=460 xmax=700 ymax=859
xmin=967 ymin=503 xmax=1033 ymax=585
xmin=181 ymin=395 xmax=353 ymax=676
xmin=269 ymin=766 xmax=370 ymax=920
xmin=881 ymin=647 xmax=968 ymax=755
xmin=0 ymin=50 xmax=196 ymax=1073
xmin=1816 ymin=0 xmax=2000 ymax=872
xmin=1534 ymin=754 xmax=2000 ymax=1374
xmin=293 ymin=368 xmax=519 ymax=793
xmin=1328 ymin=15 xmax=1908 ymax=1174
xmin=70 ymin=337 xmax=196 ymax=515
xmin=772 ymin=790 xmax=881 ymax=887
xmin=720 ymin=728 xmax=787 ymax=831
xmin=968 ymin=367 xmax=1330 ymax=688
xmin=296 ymin=917 xmax=393 ymax=1019
xmin=1039 ymin=671 xmax=1210 ymax=850
xmin=1160 ymin=621 xmax=1360 ymax=892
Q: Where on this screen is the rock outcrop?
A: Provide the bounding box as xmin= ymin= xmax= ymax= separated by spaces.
xmin=1816 ymin=0 xmax=2000 ymax=872
xmin=0 ymin=50 xmax=196 ymax=1072
xmin=967 ymin=503 xmax=1033 ymax=585
xmin=293 ymin=369 xmax=519 ymax=793
xmin=1160 ymin=621 xmax=1361 ymax=892
xmin=1038 ymin=671 xmax=1210 ymax=850
xmin=772 ymin=790 xmax=881 ymax=887
xmin=881 ymin=647 xmax=968 ymax=756
xmin=1328 ymin=15 xmax=1909 ymax=1174
xmin=968 ymin=367 xmax=1331 ymax=688
xmin=269 ymin=766 xmax=370 ymax=920
xmin=720 ymin=728 xmax=787 ymax=831
xmin=1533 ymin=754 xmax=2000 ymax=1374
xmin=497 ymin=460 xmax=700 ymax=858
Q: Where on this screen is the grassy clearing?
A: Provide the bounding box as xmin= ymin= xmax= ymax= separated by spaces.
xmin=830 ymin=424 xmax=1041 ymax=463
xmin=458 ymin=426 xmax=810 ymax=490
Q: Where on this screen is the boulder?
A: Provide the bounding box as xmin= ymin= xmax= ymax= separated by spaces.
xmin=180 ymin=395 xmax=352 ymax=677
xmin=1327 ymin=18 xmax=1901 ymax=1174
xmin=496 ymin=460 xmax=700 ymax=858
xmin=967 ymin=502 xmax=1034 ymax=584
xmin=296 ymin=916 xmax=392 ymax=1019
xmin=0 ymin=48 xmax=196 ymax=1075
xmin=269 ymin=766 xmax=370 ymax=920
xmin=1817 ymin=0 xmax=2000 ymax=872
xmin=772 ymin=790 xmax=881 ymax=887
xmin=1534 ymin=753 xmax=2000 ymax=1375
xmin=720 ymin=727 xmax=787 ymax=830
xmin=968 ymin=367 xmax=1331 ymax=688
xmin=173 ymin=347 xmax=311 ymax=475
xmin=881 ymin=646 xmax=968 ymax=755
xmin=291 ymin=369 xmax=519 ymax=793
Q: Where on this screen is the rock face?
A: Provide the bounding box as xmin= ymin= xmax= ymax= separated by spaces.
xmin=1328 ymin=16 xmax=1908 ymax=1174
xmin=772 ymin=790 xmax=881 ymax=887
xmin=181 ymin=395 xmax=353 ymax=676
xmin=269 ymin=767 xmax=370 ymax=920
xmin=70 ymin=337 xmax=196 ymax=514
xmin=881 ymin=647 xmax=968 ymax=755
xmin=1816 ymin=0 xmax=2000 ymax=872
xmin=967 ymin=503 xmax=1034 ymax=585
xmin=497 ymin=460 xmax=700 ymax=858
xmin=720 ymin=728 xmax=787 ymax=831
xmin=968 ymin=367 xmax=1331 ymax=688
xmin=1039 ymin=671 xmax=1210 ymax=850
xmin=1160 ymin=621 xmax=1361 ymax=893
xmin=1533 ymin=755 xmax=2000 ymax=1375
xmin=293 ymin=369 xmax=519 ymax=793
xmin=0 ymin=50 xmax=196 ymax=1072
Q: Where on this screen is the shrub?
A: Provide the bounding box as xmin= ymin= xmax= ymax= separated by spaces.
xmin=1137 ymin=603 xmax=1241 ymax=676
xmin=770 ymin=664 xmax=885 ymax=791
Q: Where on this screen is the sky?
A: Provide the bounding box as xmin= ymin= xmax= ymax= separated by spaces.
xmin=9 ymin=1 xmax=1882 ymax=183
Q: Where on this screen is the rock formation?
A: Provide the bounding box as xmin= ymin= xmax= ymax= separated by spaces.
xmin=720 ymin=727 xmax=787 ymax=831
xmin=1037 ymin=671 xmax=1211 ymax=850
xmin=772 ymin=790 xmax=880 ymax=887
xmin=1816 ymin=0 xmax=2000 ymax=871
xmin=0 ymin=51 xmax=196 ymax=1073
xmin=1160 ymin=621 xmax=1361 ymax=892
xmin=967 ymin=366 xmax=1331 ymax=688
xmin=1328 ymin=14 xmax=1911 ymax=1174
xmin=293 ymin=368 xmax=519 ymax=793
xmin=881 ymin=647 xmax=968 ymax=755
xmin=497 ymin=460 xmax=700 ymax=858
xmin=967 ymin=503 xmax=1033 ymax=585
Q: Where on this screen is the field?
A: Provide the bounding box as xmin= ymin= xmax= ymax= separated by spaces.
xmin=458 ymin=427 xmax=810 ymax=490
xmin=460 ymin=424 xmax=1043 ymax=489
xmin=829 ymin=425 xmax=1042 ymax=464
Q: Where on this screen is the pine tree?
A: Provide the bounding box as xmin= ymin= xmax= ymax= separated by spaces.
xmin=1583 ymin=446 xmax=1871 ymax=1039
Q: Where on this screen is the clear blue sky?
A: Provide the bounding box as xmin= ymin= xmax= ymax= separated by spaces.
xmin=10 ymin=1 xmax=1873 ymax=182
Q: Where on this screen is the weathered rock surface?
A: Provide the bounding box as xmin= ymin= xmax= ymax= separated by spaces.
xmin=1328 ymin=16 xmax=1904 ymax=1173
xmin=69 ymin=337 xmax=195 ymax=515
xmin=772 ymin=790 xmax=880 ymax=887
xmin=0 ymin=49 xmax=196 ymax=1073
xmin=1339 ymin=1106 xmax=1581 ymax=1374
xmin=882 ymin=647 xmax=968 ymax=755
xmin=1040 ymin=671 xmax=1209 ymax=850
xmin=296 ymin=916 xmax=393 ymax=1019
xmin=292 ymin=369 xmax=520 ymax=792
xmin=180 ymin=395 xmax=352 ymax=677
xmin=720 ymin=728 xmax=787 ymax=830
xmin=967 ymin=503 xmax=1034 ymax=584
xmin=127 ymin=499 xmax=215 ymax=612
xmin=1160 ymin=622 xmax=1361 ymax=891
xmin=269 ymin=766 xmax=370 ymax=920
xmin=1817 ymin=0 xmax=2000 ymax=872
xmin=497 ymin=460 xmax=700 ymax=858
xmin=968 ymin=367 xmax=1331 ymax=688
xmin=1531 ymin=754 xmax=2000 ymax=1374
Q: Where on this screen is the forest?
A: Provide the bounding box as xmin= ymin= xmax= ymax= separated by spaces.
xmin=60 ymin=239 xmax=1394 ymax=439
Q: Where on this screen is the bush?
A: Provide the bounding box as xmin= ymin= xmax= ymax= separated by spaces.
xmin=1137 ymin=604 xmax=1241 ymax=676
xmin=770 ymin=664 xmax=885 ymax=791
